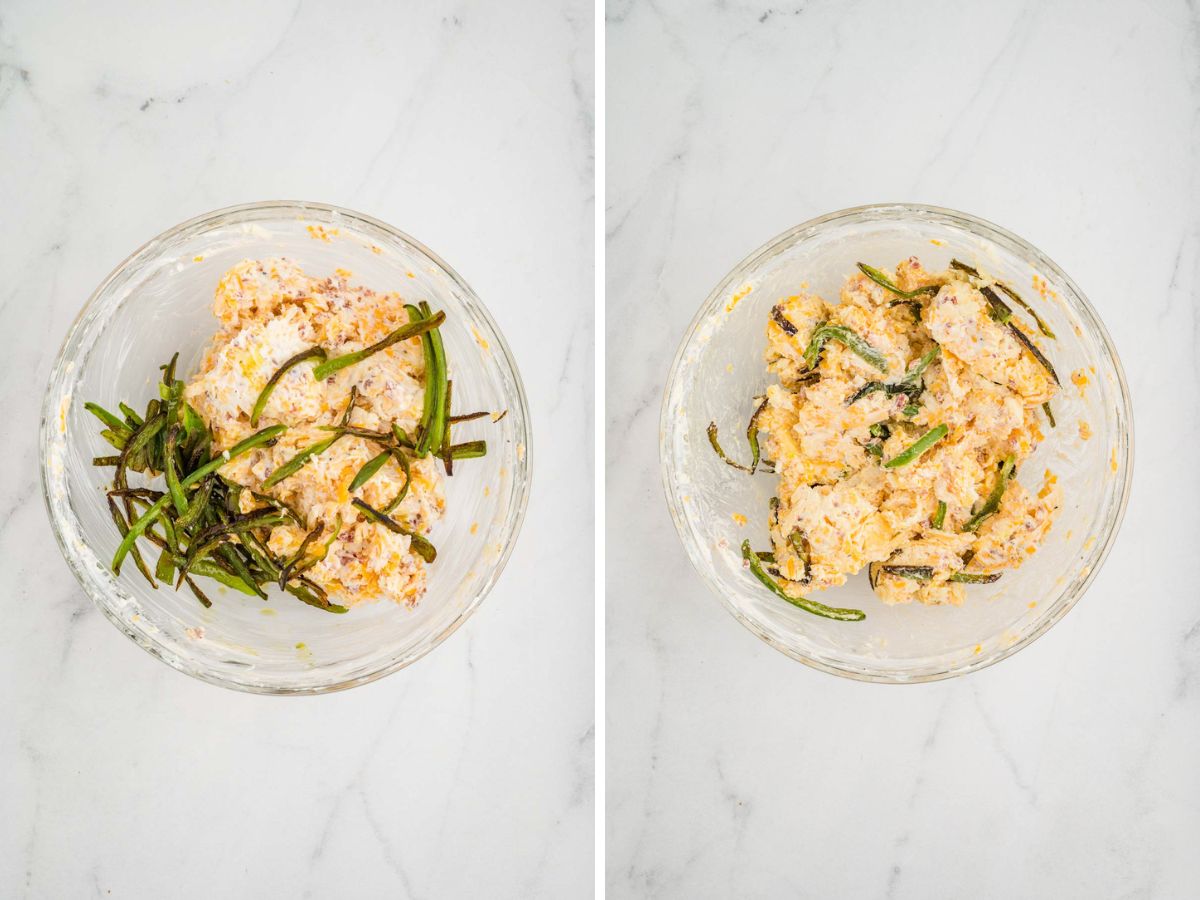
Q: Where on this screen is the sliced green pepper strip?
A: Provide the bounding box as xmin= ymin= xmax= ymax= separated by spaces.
xmin=119 ymin=403 xmax=144 ymax=428
xmin=787 ymin=528 xmax=812 ymax=584
xmin=251 ymin=347 xmax=327 ymax=426
xmin=278 ymin=521 xmax=326 ymax=589
xmin=996 ymin=282 xmax=1056 ymax=339
xmin=184 ymin=557 xmax=259 ymax=595
xmin=963 ymin=455 xmax=1015 ymax=532
xmin=415 ymin=302 xmax=448 ymax=457
xmin=106 ymin=497 xmax=156 ymax=588
xmin=216 ymin=544 xmax=268 ymax=599
xmin=931 ymin=500 xmax=947 ymax=530
xmin=441 ymin=379 xmax=455 ymax=475
xmin=182 ymin=403 xmax=206 ymax=444
xmin=879 ymin=564 xmax=933 ymax=581
xmin=294 ymin=515 xmax=343 ymax=576
xmin=163 ymin=425 xmax=188 ymax=516
xmin=856 ymin=262 xmax=941 ymax=299
xmin=351 ymin=498 xmax=436 ymax=563
xmin=707 ymin=422 xmax=751 ymax=472
xmin=381 ymin=449 xmax=412 ymax=514
xmin=312 ymin=311 xmax=445 ymax=381
xmin=952 ymin=259 xmax=1055 ymax=339
xmin=445 ymin=440 xmax=487 ymax=460
xmin=883 ymin=424 xmax=948 ymax=469
xmin=1042 ymin=401 xmax=1056 ymax=428
xmin=741 ymin=540 xmax=864 ymax=621
xmin=112 ymin=425 xmax=286 ymax=574
xmin=84 ymin=402 xmax=131 ymax=435
xmin=261 ymin=435 xmax=340 ymax=489
xmin=177 ymin=511 xmax=288 ymax=584
xmin=803 ymin=323 xmax=889 ymax=373
xmin=349 ymin=451 xmax=392 ymax=492
xmin=979 ymin=285 xmax=1013 ymax=324
xmin=1007 ymin=323 xmax=1060 ymax=385
xmin=746 ymin=396 xmax=768 ymax=474
xmin=175 ymin=476 xmax=215 ymax=530
xmin=949 ymin=571 xmax=1001 ymax=584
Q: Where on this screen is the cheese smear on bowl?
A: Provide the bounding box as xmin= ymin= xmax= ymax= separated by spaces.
xmin=185 ymin=259 xmax=444 ymax=608
xmin=758 ymin=257 xmax=1061 ymax=607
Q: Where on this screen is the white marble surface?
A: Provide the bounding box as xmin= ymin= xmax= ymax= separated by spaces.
xmin=1 ymin=1 xmax=593 ymax=897
xmin=607 ymin=0 xmax=1196 ymax=897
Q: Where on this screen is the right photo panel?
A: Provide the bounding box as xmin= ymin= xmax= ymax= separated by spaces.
xmin=607 ymin=0 xmax=1180 ymax=897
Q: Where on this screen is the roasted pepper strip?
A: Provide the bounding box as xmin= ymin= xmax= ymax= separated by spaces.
xmin=1007 ymin=323 xmax=1060 ymax=385
xmin=349 ymin=451 xmax=392 ymax=492
xmin=883 ymin=424 xmax=948 ymax=468
xmin=414 ymin=302 xmax=448 ymax=457
xmin=804 ymin=323 xmax=890 ymax=373
xmin=707 ymin=421 xmax=751 ymax=473
xmin=949 ymin=571 xmax=1001 ymax=584
xmin=112 ymin=425 xmax=286 ymax=574
xmin=262 ymin=435 xmax=341 ymax=489
xmin=251 ymin=347 xmax=327 ymax=426
xmin=931 ymin=500 xmax=946 ymax=530
xmin=312 ymin=311 xmax=445 ymax=382
xmin=741 ymin=540 xmax=865 ymax=621
xmin=856 ymin=262 xmax=941 ymax=299
xmin=963 ymin=456 xmax=1016 ymax=532
xmin=352 ymin=498 xmax=436 ymax=563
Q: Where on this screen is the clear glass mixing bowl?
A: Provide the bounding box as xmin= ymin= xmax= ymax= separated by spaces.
xmin=660 ymin=204 xmax=1132 ymax=682
xmin=41 ymin=201 xmax=531 ymax=694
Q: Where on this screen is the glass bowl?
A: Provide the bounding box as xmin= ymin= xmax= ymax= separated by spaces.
xmin=660 ymin=204 xmax=1132 ymax=683
xmin=41 ymin=201 xmax=531 ymax=694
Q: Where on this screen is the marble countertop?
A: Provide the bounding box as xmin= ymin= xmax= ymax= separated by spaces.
xmin=607 ymin=0 xmax=1196 ymax=897
xmin=1 ymin=1 xmax=593 ymax=897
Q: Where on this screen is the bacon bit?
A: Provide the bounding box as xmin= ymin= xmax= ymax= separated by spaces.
xmin=1078 ymin=420 xmax=1092 ymax=441
xmin=725 ymin=285 xmax=752 ymax=313
xmin=185 ymin=626 xmax=205 ymax=640
xmin=731 ymin=513 xmax=747 ymax=526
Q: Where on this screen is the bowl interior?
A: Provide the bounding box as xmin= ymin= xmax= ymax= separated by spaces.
xmin=662 ymin=205 xmax=1131 ymax=681
xmin=42 ymin=203 xmax=530 ymax=693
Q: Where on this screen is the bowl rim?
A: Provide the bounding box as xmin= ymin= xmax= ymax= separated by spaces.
xmin=39 ymin=199 xmax=533 ymax=695
xmin=658 ymin=202 xmax=1134 ymax=683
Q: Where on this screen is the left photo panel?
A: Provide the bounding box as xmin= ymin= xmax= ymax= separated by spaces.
xmin=9 ymin=1 xmax=594 ymax=897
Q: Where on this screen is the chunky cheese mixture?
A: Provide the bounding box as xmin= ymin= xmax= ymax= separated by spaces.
xmin=184 ymin=259 xmax=443 ymax=608
xmin=760 ymin=257 xmax=1061 ymax=606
